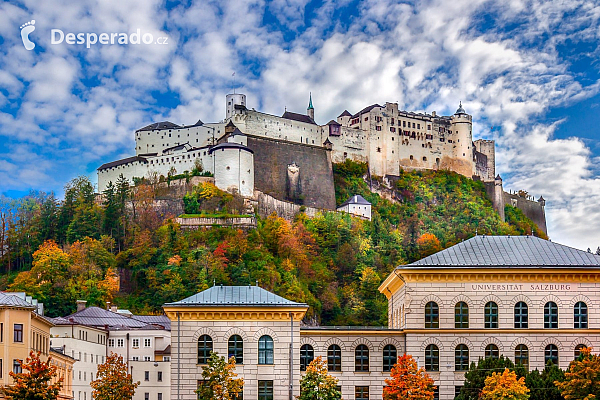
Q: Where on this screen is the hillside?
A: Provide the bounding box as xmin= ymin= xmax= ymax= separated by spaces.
xmin=0 ymin=163 xmax=545 ymax=325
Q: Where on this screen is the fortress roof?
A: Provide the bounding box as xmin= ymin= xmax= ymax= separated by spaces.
xmin=208 ymin=142 xmax=254 ymax=154
xmin=98 ymin=156 xmax=147 ymax=171
xmin=281 ymin=111 xmax=316 ymax=125
xmin=136 ymin=121 xmax=182 ymax=132
xmin=326 ymin=120 xmax=341 ymax=126
xmin=352 ymin=104 xmax=383 ymax=118
xmin=405 ymin=235 xmax=600 ymax=268
xmin=338 ymin=110 xmax=352 ymax=118
xmin=164 ymin=285 xmax=307 ymax=307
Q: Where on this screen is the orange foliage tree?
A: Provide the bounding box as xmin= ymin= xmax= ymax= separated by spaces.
xmin=416 ymin=233 xmax=442 ymax=258
xmin=0 ymin=350 xmax=62 ymax=400
xmin=383 ymin=354 xmax=435 ymax=400
xmin=480 ymin=368 xmax=529 ymax=400
xmin=556 ymin=347 xmax=600 ymax=400
xmin=91 ymin=353 xmax=139 ymax=400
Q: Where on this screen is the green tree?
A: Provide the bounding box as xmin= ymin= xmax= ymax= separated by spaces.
xmin=456 ymin=355 xmax=524 ymax=400
xmin=91 ymin=353 xmax=139 ymax=400
xmin=298 ymin=356 xmax=341 ymax=400
xmin=196 ymin=352 xmax=244 ymax=400
xmin=526 ymin=363 xmax=565 ymax=400
xmin=556 ymin=347 xmax=600 ymax=400
xmin=0 ymin=350 xmax=62 ymax=400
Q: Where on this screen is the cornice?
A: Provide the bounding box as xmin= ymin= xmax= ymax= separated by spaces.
xmin=163 ymin=306 xmax=307 ymax=322
xmin=403 ymin=328 xmax=600 ymax=335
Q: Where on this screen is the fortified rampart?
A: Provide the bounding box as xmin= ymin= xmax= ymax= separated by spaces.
xmin=503 ymin=192 xmax=547 ymax=234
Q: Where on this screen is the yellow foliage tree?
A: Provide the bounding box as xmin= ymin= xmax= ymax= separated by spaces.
xmin=480 ymin=368 xmax=529 ymax=400
xmin=556 ymin=347 xmax=600 ymax=400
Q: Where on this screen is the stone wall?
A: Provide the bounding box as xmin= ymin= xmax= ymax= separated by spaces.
xmin=255 ymin=191 xmax=324 ymax=220
xmin=175 ymin=216 xmax=257 ymax=230
xmin=503 ymin=192 xmax=547 ymax=235
xmin=247 ymin=135 xmax=336 ymax=210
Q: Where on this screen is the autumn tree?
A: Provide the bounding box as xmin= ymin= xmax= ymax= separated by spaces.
xmin=416 ymin=233 xmax=442 ymax=258
xmin=91 ymin=353 xmax=139 ymax=400
xmin=0 ymin=350 xmax=62 ymax=400
xmin=298 ymin=356 xmax=341 ymax=400
xmin=196 ymin=352 xmax=243 ymax=400
xmin=480 ymin=368 xmax=529 ymax=400
xmin=556 ymin=347 xmax=600 ymax=400
xmin=456 ymin=355 xmax=524 ymax=400
xmin=383 ymin=354 xmax=435 ymax=400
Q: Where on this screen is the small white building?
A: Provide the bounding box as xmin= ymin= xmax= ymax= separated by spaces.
xmin=209 ymin=132 xmax=254 ymax=198
xmin=337 ymin=194 xmax=372 ymax=220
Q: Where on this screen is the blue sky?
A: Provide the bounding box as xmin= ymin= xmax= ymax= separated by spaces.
xmin=0 ymin=0 xmax=599 ymax=250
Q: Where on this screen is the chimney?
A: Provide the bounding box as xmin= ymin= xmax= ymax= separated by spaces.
xmin=106 ymin=302 xmax=111 ymax=310
xmin=110 ymin=305 xmax=118 ymax=313
xmin=76 ymin=300 xmax=87 ymax=312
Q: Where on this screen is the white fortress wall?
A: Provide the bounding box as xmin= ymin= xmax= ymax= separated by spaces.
xmin=135 ymin=123 xmax=226 ymax=156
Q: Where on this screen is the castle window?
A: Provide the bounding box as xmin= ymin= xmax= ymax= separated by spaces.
xmin=228 ymin=335 xmax=243 ymax=364
xmin=376 ymin=126 xmax=382 ymax=131
xmin=424 ymin=344 xmax=439 ymax=371
xmin=485 ymin=344 xmax=499 ymax=360
xmin=391 ymin=118 xmax=395 ymax=125
xmin=544 ymin=302 xmax=558 ymax=329
xmin=382 ymin=344 xmax=397 ymax=372
xmin=428 ymin=125 xmax=431 ymax=130
xmin=300 ymin=344 xmax=314 ymax=371
xmin=412 ymin=123 xmax=416 ymax=128
xmin=417 ymin=124 xmax=420 ymax=129
xmin=514 ymin=302 xmax=528 ymax=328
xmin=197 ymin=335 xmax=212 ymax=364
xmin=485 ymin=302 xmax=498 ymax=328
xmin=377 ymin=147 xmax=381 ymax=153
xmin=574 ymin=302 xmax=587 ymax=329
xmin=410 ymin=155 xmax=414 ymax=160
xmin=545 ymin=344 xmax=558 ymax=365
xmin=455 ymin=344 xmax=469 ymax=371
xmin=390 ymin=127 xmax=396 ymax=132
xmin=258 ymin=335 xmax=274 ymax=365
xmin=424 ymin=301 xmax=439 ymax=328
xmin=455 ymin=302 xmax=469 ymax=328
xmin=515 ymin=344 xmax=529 ymax=369
xmin=355 ymin=345 xmax=369 ymax=371
xmin=423 ymin=156 xmax=427 ymax=161
xmin=327 ymin=345 xmax=341 ymax=371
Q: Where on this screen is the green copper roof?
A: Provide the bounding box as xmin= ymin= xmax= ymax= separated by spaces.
xmin=164 ymin=286 xmax=308 ymax=307
xmin=308 ymin=93 xmax=314 ymax=110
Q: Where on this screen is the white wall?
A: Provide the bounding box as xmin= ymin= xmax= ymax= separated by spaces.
xmin=213 ymin=147 xmax=254 ymax=198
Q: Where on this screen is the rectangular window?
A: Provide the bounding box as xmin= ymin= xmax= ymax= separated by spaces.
xmin=108 ymin=339 xmax=114 ymax=347
xmin=117 ymin=339 xmax=124 ymax=347
xmin=132 ymin=339 xmax=139 ymax=347
xmin=158 ymin=394 xmax=162 ymax=400
xmin=13 ymin=324 xmax=23 ymax=343
xmin=144 ymin=339 xmax=151 ymax=347
xmin=158 ymin=371 xmax=162 ymax=382
xmin=13 ymin=360 xmax=22 ymax=374
xmin=258 ymin=380 xmax=273 ymax=400
xmin=0 ymin=359 xmax=2 ymax=378
xmin=163 ymin=356 xmax=171 ymax=362
xmin=1 ymin=322 xmax=3 ymax=342
xmin=132 ymin=356 xmax=139 ymax=361
xmin=144 ymin=393 xmax=149 ymax=400
xmin=144 ymin=356 xmax=151 ymax=362
xmin=144 ymin=371 xmax=149 ymax=381
xmin=355 ymin=386 xmax=369 ymax=400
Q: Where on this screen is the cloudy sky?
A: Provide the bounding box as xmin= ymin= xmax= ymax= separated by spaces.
xmin=0 ymin=0 xmax=599 ymax=250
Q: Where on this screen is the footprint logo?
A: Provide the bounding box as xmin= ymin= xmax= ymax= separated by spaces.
xmin=20 ymin=20 xmax=36 ymax=50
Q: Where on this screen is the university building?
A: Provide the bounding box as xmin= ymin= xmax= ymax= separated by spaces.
xmin=164 ymin=235 xmax=600 ymax=400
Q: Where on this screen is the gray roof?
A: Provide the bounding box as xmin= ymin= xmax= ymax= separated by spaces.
xmin=136 ymin=121 xmax=182 ymax=132
xmin=164 ymin=286 xmax=308 ymax=307
xmin=281 ymin=111 xmax=316 ymax=125
xmin=339 ymin=195 xmax=371 ymax=207
xmin=208 ymin=142 xmax=254 ymax=154
xmin=407 ymin=236 xmax=600 ymax=268
xmin=0 ymin=292 xmax=35 ymax=308
xmin=98 ymin=156 xmax=148 ymax=171
xmin=54 ymin=307 xmax=170 ymax=330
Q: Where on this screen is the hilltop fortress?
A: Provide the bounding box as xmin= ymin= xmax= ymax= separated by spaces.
xmin=97 ymin=93 xmax=547 ymax=232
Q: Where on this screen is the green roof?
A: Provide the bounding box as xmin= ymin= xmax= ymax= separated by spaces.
xmin=308 ymin=93 xmax=314 ymax=110
xmin=164 ymin=286 xmax=308 ymax=307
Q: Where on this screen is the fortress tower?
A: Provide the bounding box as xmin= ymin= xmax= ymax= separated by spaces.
xmin=450 ymin=102 xmax=475 ymax=177
xmin=226 ymin=93 xmax=247 ymax=120
xmin=307 ymin=93 xmax=314 ymax=121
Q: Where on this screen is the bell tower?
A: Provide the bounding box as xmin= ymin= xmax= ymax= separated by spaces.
xmin=307 ymin=93 xmax=314 ymax=121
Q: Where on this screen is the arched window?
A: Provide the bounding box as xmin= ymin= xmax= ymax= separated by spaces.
xmin=485 ymin=344 xmax=499 ymax=360
xmin=383 ymin=344 xmax=397 ymax=372
xmin=455 ymin=344 xmax=469 ymax=371
xmin=355 ymin=345 xmax=369 ymax=372
xmin=228 ymin=335 xmax=243 ymax=364
xmin=425 ymin=301 xmax=439 ymax=328
xmin=327 ymin=345 xmax=341 ymax=372
xmin=425 ymin=344 xmax=439 ymax=371
xmin=197 ymin=335 xmax=213 ymax=364
xmin=258 ymin=335 xmax=274 ymax=365
xmin=574 ymin=344 xmax=587 ymax=359
xmin=514 ymin=302 xmax=528 ymax=329
xmin=300 ymin=344 xmax=314 ymax=371
xmin=484 ymin=302 xmax=498 ymax=328
xmin=574 ymin=302 xmax=587 ymax=329
xmin=544 ymin=302 xmax=558 ymax=329
xmin=455 ymin=302 xmax=469 ymax=328
xmin=515 ymin=345 xmax=529 ymax=369
xmin=545 ymin=344 xmax=559 ymax=366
